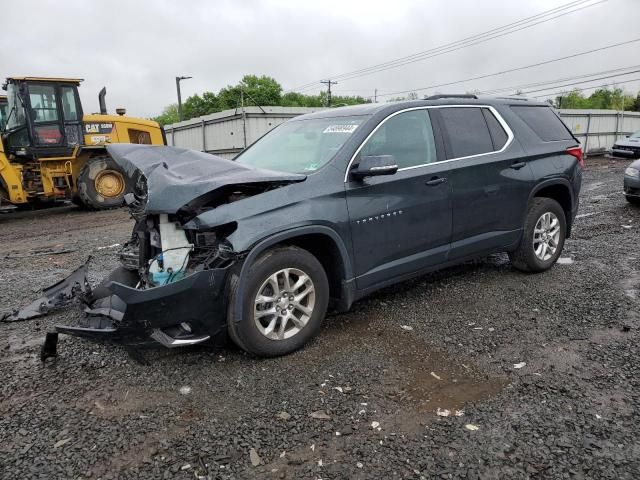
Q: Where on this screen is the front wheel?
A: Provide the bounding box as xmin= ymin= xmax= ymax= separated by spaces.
xmin=227 ymin=246 xmax=329 ymax=357
xmin=509 ymin=197 xmax=567 ymax=273
xmin=77 ymin=155 xmax=132 ymax=209
xmin=626 ymin=195 xmax=640 ymax=205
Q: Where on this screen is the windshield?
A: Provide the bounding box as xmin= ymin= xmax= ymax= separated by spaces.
xmin=630 ymin=131 xmax=640 ymax=138
xmin=235 ymin=115 xmax=366 ymax=173
xmin=6 ymin=83 xmax=27 ymax=131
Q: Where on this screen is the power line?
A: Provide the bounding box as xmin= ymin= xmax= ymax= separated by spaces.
xmin=333 ymin=1 xmax=606 ymax=85
xmin=375 ymin=37 xmax=640 ymax=99
xmin=531 ymin=77 xmax=640 ymax=99
xmin=518 ymin=69 xmax=640 ymax=95
xmin=478 ymin=65 xmax=640 ymax=95
xmin=290 ymin=0 xmax=597 ymax=91
xmin=287 ymin=0 xmax=606 ymax=92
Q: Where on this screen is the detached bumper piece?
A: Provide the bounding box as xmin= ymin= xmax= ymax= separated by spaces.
xmin=57 ymin=268 xmax=230 ymax=346
xmin=1 ymin=263 xmax=91 ymax=322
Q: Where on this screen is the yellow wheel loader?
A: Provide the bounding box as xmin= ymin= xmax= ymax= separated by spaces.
xmin=0 ymin=77 xmax=165 ymax=210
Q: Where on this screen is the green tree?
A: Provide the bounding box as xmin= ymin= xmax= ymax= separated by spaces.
xmin=153 ymin=74 xmax=372 ymax=123
xmin=218 ymin=74 xmax=283 ymax=109
xmin=183 ymin=92 xmax=219 ymax=120
xmin=153 ymin=104 xmax=179 ymax=126
xmin=555 ymin=87 xmax=638 ymax=110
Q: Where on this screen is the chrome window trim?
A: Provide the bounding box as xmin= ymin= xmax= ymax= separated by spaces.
xmin=343 ymin=105 xmax=515 ymax=182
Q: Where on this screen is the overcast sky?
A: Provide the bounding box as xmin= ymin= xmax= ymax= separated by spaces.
xmin=2 ymin=0 xmax=638 ymax=118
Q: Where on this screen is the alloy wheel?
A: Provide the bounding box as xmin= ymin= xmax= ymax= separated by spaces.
xmin=533 ymin=211 xmax=561 ymax=261
xmin=253 ymin=268 xmax=316 ymax=340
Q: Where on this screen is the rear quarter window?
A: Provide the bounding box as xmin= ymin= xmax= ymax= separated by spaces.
xmin=511 ymin=105 xmax=573 ymax=142
xmin=482 ymin=108 xmax=508 ymax=150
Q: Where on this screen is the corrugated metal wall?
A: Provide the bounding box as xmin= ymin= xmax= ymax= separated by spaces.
xmin=164 ymin=107 xmax=640 ymax=158
xmin=164 ymin=106 xmax=325 ymax=159
xmin=557 ymin=109 xmax=640 ymax=154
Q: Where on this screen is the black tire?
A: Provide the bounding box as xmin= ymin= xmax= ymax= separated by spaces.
xmin=77 ymin=155 xmax=132 ymax=209
xmin=509 ymin=197 xmax=567 ymax=273
xmin=626 ymin=195 xmax=640 ymax=205
xmin=227 ymin=246 xmax=329 ymax=357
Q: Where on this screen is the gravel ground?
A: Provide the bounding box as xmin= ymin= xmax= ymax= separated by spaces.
xmin=1 ymin=156 xmax=639 ymax=479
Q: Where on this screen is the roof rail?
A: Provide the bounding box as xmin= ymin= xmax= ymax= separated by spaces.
xmin=426 ymin=94 xmax=478 ymax=100
xmin=496 ymin=96 xmax=529 ymax=102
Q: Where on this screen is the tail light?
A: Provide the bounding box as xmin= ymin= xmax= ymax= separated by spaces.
xmin=567 ymin=146 xmax=584 ymax=168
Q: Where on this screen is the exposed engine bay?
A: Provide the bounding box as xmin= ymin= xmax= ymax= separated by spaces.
xmin=1 ymin=144 xmax=307 ymax=358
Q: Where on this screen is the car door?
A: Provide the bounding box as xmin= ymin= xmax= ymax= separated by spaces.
xmin=345 ymin=108 xmax=452 ymax=291
xmin=436 ymin=106 xmax=533 ymax=259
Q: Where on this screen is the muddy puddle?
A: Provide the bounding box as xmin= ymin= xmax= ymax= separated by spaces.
xmin=320 ymin=313 xmax=508 ymax=434
xmin=0 ymin=333 xmax=43 ymax=365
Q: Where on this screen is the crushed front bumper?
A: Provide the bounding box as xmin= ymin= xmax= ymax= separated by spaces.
xmin=57 ymin=268 xmax=230 ymax=345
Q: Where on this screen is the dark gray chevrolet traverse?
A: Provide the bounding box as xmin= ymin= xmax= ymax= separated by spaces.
xmin=12 ymin=95 xmax=583 ymax=358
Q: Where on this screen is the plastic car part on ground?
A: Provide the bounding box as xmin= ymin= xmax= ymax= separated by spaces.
xmin=1 ymin=262 xmax=91 ymax=322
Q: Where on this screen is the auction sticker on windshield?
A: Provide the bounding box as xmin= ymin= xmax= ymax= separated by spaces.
xmin=323 ymin=125 xmax=358 ymax=134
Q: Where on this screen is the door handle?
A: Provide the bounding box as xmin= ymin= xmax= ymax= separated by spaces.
xmin=425 ymin=177 xmax=447 ymax=186
xmin=510 ymin=161 xmax=526 ymax=170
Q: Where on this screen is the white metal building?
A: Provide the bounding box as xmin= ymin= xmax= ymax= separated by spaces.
xmin=557 ymin=109 xmax=640 ymax=154
xmin=163 ymin=106 xmax=640 ymax=158
xmin=163 ymin=106 xmax=325 ymax=159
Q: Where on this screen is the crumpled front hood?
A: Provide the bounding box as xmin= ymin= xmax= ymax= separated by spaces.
xmin=106 ymin=144 xmax=306 ymax=214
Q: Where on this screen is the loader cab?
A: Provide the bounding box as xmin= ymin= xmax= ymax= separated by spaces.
xmin=2 ymin=77 xmax=84 ymax=158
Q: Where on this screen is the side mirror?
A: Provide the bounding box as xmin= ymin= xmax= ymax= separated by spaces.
xmin=351 ymin=155 xmax=398 ymax=179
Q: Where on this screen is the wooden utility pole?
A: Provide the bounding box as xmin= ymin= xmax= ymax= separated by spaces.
xmin=321 ymin=80 xmax=338 ymax=107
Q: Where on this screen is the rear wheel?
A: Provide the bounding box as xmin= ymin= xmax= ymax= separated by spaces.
xmin=510 ymin=197 xmax=566 ymax=272
xmin=77 ymin=155 xmax=132 ymax=209
xmin=227 ymin=246 xmax=329 ymax=357
xmin=625 ymin=195 xmax=640 ymax=205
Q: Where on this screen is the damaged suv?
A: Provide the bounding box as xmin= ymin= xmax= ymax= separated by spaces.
xmin=21 ymin=96 xmax=583 ymax=357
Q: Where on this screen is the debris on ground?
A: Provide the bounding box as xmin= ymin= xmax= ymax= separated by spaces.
xmin=96 ymin=243 xmax=121 ymax=251
xmin=53 ymin=438 xmax=71 ymax=448
xmin=436 ymin=408 xmax=464 ymax=417
xmin=513 ymin=362 xmax=527 ymax=369
xmin=310 ymin=411 xmax=331 ymax=420
xmin=400 ymin=325 xmax=414 ymax=331
xmin=465 ymin=424 xmax=480 ymax=431
xmin=1 ymin=262 xmax=90 ymax=322
xmin=3 ymin=246 xmax=77 ymax=259
xmin=557 ymin=257 xmax=574 ymax=265
xmin=249 ymin=448 xmax=262 ymax=467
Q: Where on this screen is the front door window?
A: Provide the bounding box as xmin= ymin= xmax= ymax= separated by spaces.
xmin=360 ymin=109 xmax=437 ymax=168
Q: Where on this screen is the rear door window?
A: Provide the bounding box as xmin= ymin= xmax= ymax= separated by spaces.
xmin=511 ymin=105 xmax=573 ymax=141
xmin=439 ymin=107 xmax=494 ymax=158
